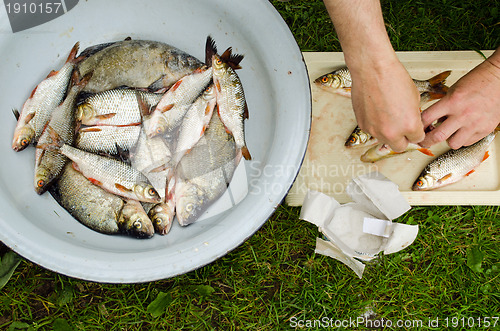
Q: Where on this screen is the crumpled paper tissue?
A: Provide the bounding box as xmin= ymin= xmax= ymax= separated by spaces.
xmin=300 ymin=172 xmax=419 ymax=278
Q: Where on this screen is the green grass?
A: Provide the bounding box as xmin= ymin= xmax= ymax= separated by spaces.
xmin=2 ymin=1 xmax=499 ymax=330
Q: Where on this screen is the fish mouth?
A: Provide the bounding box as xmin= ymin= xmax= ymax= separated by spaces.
xmin=126 ymin=229 xmax=154 ymax=239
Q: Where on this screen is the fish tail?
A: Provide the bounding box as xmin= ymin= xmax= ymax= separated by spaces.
xmin=205 ymin=36 xmax=217 ymax=66
xmin=426 ymin=70 xmax=451 ymax=100
xmin=66 ymin=42 xmax=80 ymax=64
xmin=241 ymin=146 xmax=252 ymax=160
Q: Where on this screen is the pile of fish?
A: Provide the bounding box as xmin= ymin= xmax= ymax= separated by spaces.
xmin=11 ymin=36 xmax=250 ymax=238
xmin=315 ymin=66 xmax=497 ymax=190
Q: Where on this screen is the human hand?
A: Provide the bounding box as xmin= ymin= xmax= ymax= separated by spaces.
xmin=420 ymin=49 xmax=500 ymax=149
xmin=350 ymin=59 xmax=424 ymax=152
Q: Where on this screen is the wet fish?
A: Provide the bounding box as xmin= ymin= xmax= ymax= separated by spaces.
xmin=148 ymin=201 xmax=174 ymax=235
xmin=12 ymin=42 xmax=83 ymax=151
xmin=118 ymin=199 xmax=155 ymax=239
xmin=412 ymin=132 xmax=496 ymax=191
xmin=206 ymin=36 xmax=251 ymax=160
xmin=146 ymin=66 xmax=213 ymax=138
xmin=39 ymin=127 xmax=161 ymax=203
xmin=175 ymin=112 xmax=242 ymax=226
xmin=77 ymin=39 xmax=204 ymax=93
xmin=360 ymin=143 xmax=434 ymax=163
xmin=76 ymin=125 xmax=142 ymax=156
xmin=345 ymin=91 xmax=444 ymax=148
xmin=315 ymin=67 xmax=451 ymax=98
xmin=34 ymin=72 xmax=92 ymax=195
xmin=173 ymin=84 xmax=216 ymax=165
xmin=76 ymin=88 xmax=163 ymax=126
xmin=50 ymin=163 xmax=154 ymax=238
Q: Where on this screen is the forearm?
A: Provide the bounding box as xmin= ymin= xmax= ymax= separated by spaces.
xmin=322 ymin=0 xmax=398 ymax=71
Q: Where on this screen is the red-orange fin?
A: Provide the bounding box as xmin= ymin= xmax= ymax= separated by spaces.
xmin=95 ymin=113 xmax=116 ymax=120
xmin=79 ymin=127 xmax=102 ymax=133
xmin=482 ymin=151 xmax=490 ymax=162
xmin=46 ymin=70 xmax=58 ymax=79
xmin=438 ymin=173 xmax=452 ymax=183
xmin=71 ymin=162 xmax=80 ymax=172
xmin=215 ymin=80 xmax=222 ymax=93
xmin=136 ymin=93 xmax=151 ymax=117
xmin=171 ymin=80 xmax=182 ymax=91
xmin=241 ymin=146 xmax=252 ymax=160
xmin=427 ymin=70 xmax=451 ymax=86
xmin=465 ymin=170 xmax=475 ymax=176
xmin=88 ymin=178 xmax=102 ymax=186
xmin=160 ymin=103 xmax=174 ymax=113
xmin=29 ymin=85 xmax=38 ymax=98
xmin=66 ymin=42 xmax=80 ymax=63
xmin=417 ymin=148 xmax=434 ymax=157
xmin=115 ymin=183 xmax=132 ymax=192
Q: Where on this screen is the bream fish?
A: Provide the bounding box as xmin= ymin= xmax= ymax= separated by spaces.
xmin=50 ymin=163 xmax=154 ymax=238
xmin=175 ymin=112 xmax=242 ymax=226
xmin=412 ymin=132 xmax=497 ymax=191
xmin=206 ymin=36 xmax=251 ymax=160
xmin=39 ymin=127 xmax=161 ymax=203
xmin=34 ymin=71 xmax=92 ymax=194
xmin=76 ymin=125 xmax=142 ymax=156
xmin=12 ymin=42 xmax=83 ymax=151
xmin=77 ymin=39 xmax=204 ymax=93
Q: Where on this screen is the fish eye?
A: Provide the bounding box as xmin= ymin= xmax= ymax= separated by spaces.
xmin=154 ymin=218 xmax=163 ymax=226
xmin=155 ymin=127 xmax=163 ymax=134
xmin=185 ymin=203 xmax=194 ymax=212
xmin=133 ymin=220 xmax=142 ymax=229
xmin=349 ymin=137 xmax=356 ymax=144
xmin=37 ymin=179 xmax=45 ymax=188
xmin=21 ymin=138 xmax=29 ymax=146
xmin=416 ymin=180 xmax=423 ymax=187
xmin=147 ymin=187 xmax=157 ymax=197
xmin=321 ymin=76 xmax=329 ymax=83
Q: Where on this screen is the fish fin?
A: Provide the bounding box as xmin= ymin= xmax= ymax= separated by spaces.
xmin=147 ymin=75 xmax=167 ymax=92
xmin=71 ymin=161 xmax=80 ymax=172
xmin=79 ymin=126 xmax=102 ymax=133
xmin=221 ymin=47 xmax=244 ymax=69
xmin=66 ymin=42 xmax=80 ymax=64
xmin=29 ymin=85 xmax=38 ymax=98
xmin=115 ymin=143 xmax=130 ymax=163
xmin=465 ymin=170 xmax=475 ymax=176
xmin=426 ymin=89 xmax=448 ymax=101
xmin=241 ymin=146 xmax=252 ymax=160
xmin=115 ymin=122 xmax=142 ymax=127
xmin=46 ymin=70 xmax=58 ymax=79
xmin=171 ymin=80 xmax=183 ymax=91
xmin=427 ymin=70 xmax=451 ymax=86
xmin=482 ymin=151 xmax=490 ymax=162
xmin=160 ymin=104 xmax=174 ymax=113
xmin=243 ymin=101 xmax=249 ymax=120
xmin=215 ymin=80 xmax=222 ymax=93
xmin=94 ymin=113 xmax=117 ymax=120
xmin=36 ymin=126 xmax=64 ymax=151
xmin=417 ymin=148 xmax=434 ymax=157
xmin=87 ymin=178 xmax=103 ymax=186
xmin=438 ymin=173 xmax=453 ymax=183
xmin=115 ymin=183 xmax=132 ymax=193
xmin=12 ymin=108 xmax=20 ymax=121
xmin=136 ymin=92 xmax=152 ymax=117
xmin=150 ymin=164 xmax=168 ymax=173
xmin=205 ymin=35 xmax=218 ymax=66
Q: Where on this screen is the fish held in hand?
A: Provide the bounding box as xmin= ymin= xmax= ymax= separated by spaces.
xmin=206 ymin=36 xmax=251 ymax=160
xmin=12 ymin=42 xmax=84 ymax=151
xmin=412 ymin=132 xmax=496 ymax=191
xmin=360 ymin=143 xmax=434 ymax=163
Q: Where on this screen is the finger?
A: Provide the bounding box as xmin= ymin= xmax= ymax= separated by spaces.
xmin=421 ymin=100 xmax=449 ymax=128
xmin=447 ymin=128 xmax=484 ymax=149
xmin=420 ymin=118 xmax=461 ymax=147
xmin=405 ymin=125 xmax=425 ymax=144
xmin=386 ymin=137 xmax=409 ymax=153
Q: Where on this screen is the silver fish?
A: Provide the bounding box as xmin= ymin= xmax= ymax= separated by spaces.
xmin=206 ymin=36 xmax=251 ymax=160
xmin=77 ymin=39 xmax=204 ymax=93
xmin=12 ymin=42 xmax=82 ymax=151
xmin=76 ymin=125 xmax=142 ymax=156
xmin=412 ymin=132 xmax=497 ymax=191
xmin=118 ymin=199 xmax=155 ymax=239
xmin=175 ymin=112 xmax=242 ymax=226
xmin=77 ymin=89 xmax=163 ymax=126
xmin=34 ymin=72 xmax=92 ymax=195
xmin=172 ymin=83 xmax=216 ymax=165
xmin=146 ymin=66 xmax=213 ymax=138
xmin=40 ymin=127 xmax=161 ymax=203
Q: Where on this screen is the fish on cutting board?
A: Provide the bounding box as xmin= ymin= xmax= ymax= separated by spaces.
xmin=412 ymin=132 xmax=497 ymax=191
